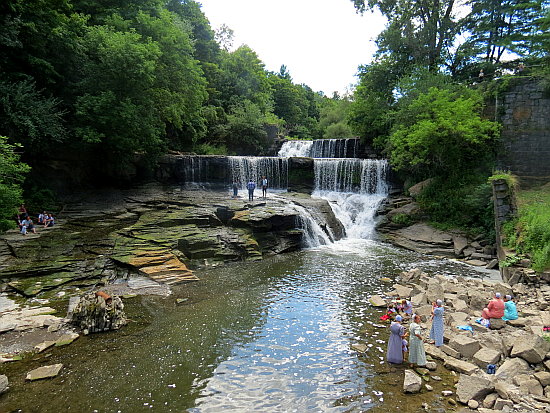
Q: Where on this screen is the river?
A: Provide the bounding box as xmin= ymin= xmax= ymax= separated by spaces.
xmin=1 ymin=237 xmax=491 ymax=412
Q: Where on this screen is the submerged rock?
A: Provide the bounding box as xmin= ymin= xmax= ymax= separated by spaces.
xmin=69 ymin=292 xmax=127 ymax=333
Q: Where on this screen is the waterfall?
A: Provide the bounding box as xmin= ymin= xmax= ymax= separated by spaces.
xmin=289 ymin=204 xmax=332 ymax=248
xmin=228 ymin=156 xmax=288 ymax=189
xmin=313 ymin=159 xmax=388 ymax=240
xmin=278 ymin=141 xmax=313 ymax=157
xmin=277 ymin=139 xmax=359 ymax=158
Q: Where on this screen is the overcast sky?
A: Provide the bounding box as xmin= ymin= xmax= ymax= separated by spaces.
xmin=198 ymin=0 xmax=387 ymax=95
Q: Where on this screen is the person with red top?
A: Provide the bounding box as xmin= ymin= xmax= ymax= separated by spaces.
xmin=482 ymin=292 xmax=505 ymax=319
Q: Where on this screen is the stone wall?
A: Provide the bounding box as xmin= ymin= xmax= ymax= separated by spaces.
xmin=498 ymin=79 xmax=550 ymax=185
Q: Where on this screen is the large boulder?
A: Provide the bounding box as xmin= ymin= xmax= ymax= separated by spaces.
xmin=510 ymin=334 xmax=550 ymax=363
xmin=472 ymin=347 xmax=501 ymax=369
xmin=426 ymin=280 xmax=445 ymax=303
xmin=368 ymin=295 xmax=387 ymax=308
xmin=456 ymin=374 xmax=494 ymax=404
xmin=495 ymin=357 xmax=532 ymax=381
xmin=449 ymin=334 xmax=481 ymax=358
xmin=391 ymin=284 xmax=412 ymax=298
xmin=443 ymin=357 xmax=479 ymax=375
xmin=69 ymin=292 xmax=127 ymax=334
xmin=403 ymin=369 xmax=422 ymax=393
xmin=411 ymin=292 xmax=427 ymax=307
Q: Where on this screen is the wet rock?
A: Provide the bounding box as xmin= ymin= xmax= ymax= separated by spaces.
xmin=69 ymin=292 xmax=127 ymax=333
xmin=368 ymin=295 xmax=386 ymax=307
xmin=403 ymin=369 xmax=422 ymax=393
xmin=0 ymin=374 xmax=8 ymax=394
xmin=26 ymin=364 xmax=63 ymax=381
xmin=351 ymin=343 xmax=367 ymax=353
xmin=55 ymin=332 xmax=79 ymax=347
xmin=456 ymin=374 xmax=494 ymax=404
xmin=34 ymin=341 xmax=56 ymax=353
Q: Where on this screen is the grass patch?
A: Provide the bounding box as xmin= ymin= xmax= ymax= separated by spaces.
xmin=502 ymin=184 xmax=550 ymax=272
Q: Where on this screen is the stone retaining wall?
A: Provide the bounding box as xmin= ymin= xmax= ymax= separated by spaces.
xmin=498 ymin=79 xmax=550 ymax=184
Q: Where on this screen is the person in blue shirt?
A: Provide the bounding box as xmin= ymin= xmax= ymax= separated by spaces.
xmin=247 ymin=179 xmax=256 ymax=201
xmin=502 ymin=295 xmax=518 ymax=321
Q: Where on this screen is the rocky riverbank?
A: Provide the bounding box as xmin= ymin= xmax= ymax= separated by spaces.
xmin=369 ymin=268 xmax=550 ymax=412
xmin=0 ymin=185 xmax=344 ymax=377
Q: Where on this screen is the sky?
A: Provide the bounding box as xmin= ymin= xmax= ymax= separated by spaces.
xmin=198 ymin=0 xmax=387 ymax=95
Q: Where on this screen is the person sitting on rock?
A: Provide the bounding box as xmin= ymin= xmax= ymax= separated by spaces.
xmin=502 ymin=294 xmax=518 ymax=321
xmin=20 ymin=217 xmax=36 ymax=235
xmin=482 ymin=292 xmax=504 ymax=320
xmin=402 ymin=299 xmax=413 ymax=317
xmin=44 ymin=213 xmax=55 ymax=227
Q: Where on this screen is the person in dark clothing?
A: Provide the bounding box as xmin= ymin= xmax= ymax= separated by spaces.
xmin=261 ymin=176 xmax=268 ymax=199
xmin=232 ymin=182 xmax=239 ymax=198
xmin=247 ymin=179 xmax=256 ymax=201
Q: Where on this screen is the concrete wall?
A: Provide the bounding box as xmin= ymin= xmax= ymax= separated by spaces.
xmin=498 ymin=79 xmax=550 ymax=184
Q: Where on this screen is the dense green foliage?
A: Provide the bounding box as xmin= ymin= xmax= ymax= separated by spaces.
xmin=0 ymin=0 xmax=351 ymax=181
xmin=0 ymin=136 xmax=30 ymax=231
xmin=349 ymin=0 xmax=549 ymax=238
xmin=503 ymin=186 xmax=550 ymax=272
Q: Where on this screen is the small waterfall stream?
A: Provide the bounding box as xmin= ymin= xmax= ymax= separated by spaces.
xmin=228 ymin=156 xmax=288 ymax=189
xmin=278 ymin=139 xmax=359 ymax=158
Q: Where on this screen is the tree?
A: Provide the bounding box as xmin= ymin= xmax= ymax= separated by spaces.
xmin=461 ymin=0 xmax=549 ymax=63
xmin=388 ymin=87 xmax=500 ymax=178
xmin=351 ymin=0 xmax=459 ymax=71
xmin=0 ymin=136 xmax=30 ymax=231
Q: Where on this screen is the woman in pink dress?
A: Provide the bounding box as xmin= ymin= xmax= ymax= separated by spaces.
xmin=482 ymin=293 xmax=504 ymax=319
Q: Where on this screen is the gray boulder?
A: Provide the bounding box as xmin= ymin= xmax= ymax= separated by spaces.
xmin=456 ymin=374 xmax=494 ymax=404
xmin=473 ymin=347 xmax=501 ymax=369
xmin=449 ymin=334 xmax=481 ymax=358
xmin=368 ymin=295 xmax=387 ymax=308
xmin=495 ymin=357 xmax=531 ymax=381
xmin=443 ymin=357 xmax=479 ymax=375
xmin=403 ymin=369 xmax=422 ymax=393
xmin=510 ymin=334 xmax=550 ymax=363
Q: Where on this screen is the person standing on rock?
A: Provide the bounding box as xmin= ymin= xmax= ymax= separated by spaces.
xmin=502 ymin=295 xmax=518 ymax=321
xmin=232 ymin=181 xmax=239 ymax=198
xmin=482 ymin=292 xmax=504 ymax=320
xmin=247 ymin=179 xmax=256 ymax=202
xmin=408 ymin=314 xmax=427 ymax=367
xmin=429 ymin=299 xmax=444 ymax=347
xmin=261 ymin=176 xmax=268 ymax=199
xmin=386 ymin=315 xmax=406 ymax=364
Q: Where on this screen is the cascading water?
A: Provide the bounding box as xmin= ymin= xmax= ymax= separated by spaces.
xmin=277 ymin=139 xmax=359 ymax=158
xmin=228 ymin=156 xmax=288 ymax=189
xmin=277 ymin=140 xmax=313 ymax=157
xmin=313 ymin=159 xmax=388 ymax=240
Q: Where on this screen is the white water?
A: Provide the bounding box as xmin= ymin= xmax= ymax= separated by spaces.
xmin=229 ymin=156 xmax=288 ymax=189
xmin=313 ymin=159 xmax=389 ymax=241
xmin=277 ymin=139 xmax=359 ymax=158
xmin=278 ymin=140 xmax=313 ymax=157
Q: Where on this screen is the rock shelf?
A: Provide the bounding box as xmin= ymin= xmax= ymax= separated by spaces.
xmin=370 ymin=268 xmax=550 ymax=411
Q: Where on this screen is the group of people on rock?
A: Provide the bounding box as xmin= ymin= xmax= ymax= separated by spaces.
xmin=16 ymin=204 xmax=55 ymax=235
xmin=481 ymin=292 xmax=518 ymax=322
xmin=232 ymin=176 xmax=269 ymax=201
xmin=385 ymin=299 xmax=444 ymax=368
xmin=385 ymin=290 xmax=519 ymax=368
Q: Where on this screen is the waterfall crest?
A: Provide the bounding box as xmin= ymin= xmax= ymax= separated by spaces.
xmin=228 ymin=156 xmax=288 ymax=189
xmin=278 ymin=139 xmax=359 ymax=158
